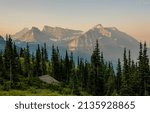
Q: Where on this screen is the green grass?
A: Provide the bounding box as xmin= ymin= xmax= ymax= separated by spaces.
xmin=0 ymin=77 xmax=90 ymax=96
xmin=0 ymin=87 xmax=90 ymax=96
xmin=0 ymin=89 xmax=64 ymax=96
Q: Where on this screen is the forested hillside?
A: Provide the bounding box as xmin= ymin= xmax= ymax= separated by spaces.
xmin=0 ymin=35 xmax=150 ymax=96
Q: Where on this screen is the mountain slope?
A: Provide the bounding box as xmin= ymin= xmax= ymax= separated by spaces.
xmin=12 ymin=24 xmax=150 ymax=62
xmin=13 ymin=28 xmax=29 ymax=40
xmin=43 ymin=25 xmax=82 ymax=41
xmin=71 ymin=24 xmax=141 ymax=61
xmin=14 ymin=26 xmax=83 ymax=43
xmin=0 ymin=36 xmax=5 ymax=51
xmin=13 ymin=27 xmax=51 ymax=43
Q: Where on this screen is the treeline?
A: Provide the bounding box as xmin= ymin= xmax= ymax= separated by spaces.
xmin=0 ymin=35 xmax=150 ymax=96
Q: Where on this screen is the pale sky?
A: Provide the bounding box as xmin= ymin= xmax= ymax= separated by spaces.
xmin=0 ymin=0 xmax=150 ymax=46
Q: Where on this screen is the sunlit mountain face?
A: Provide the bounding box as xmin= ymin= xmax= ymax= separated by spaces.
xmin=10 ymin=24 xmax=150 ymax=63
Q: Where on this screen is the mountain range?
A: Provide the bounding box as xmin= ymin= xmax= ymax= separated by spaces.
xmin=0 ymin=24 xmax=149 ymax=63
xmin=13 ymin=26 xmax=82 ymax=43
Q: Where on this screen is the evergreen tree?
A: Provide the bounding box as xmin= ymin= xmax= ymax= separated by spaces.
xmin=3 ymin=36 xmax=20 ymax=82
xmin=120 ymin=48 xmax=132 ymax=95
xmin=4 ymin=36 xmax=13 ymax=79
xmin=130 ymin=60 xmax=140 ymax=95
xmin=18 ymin=58 xmax=23 ymax=76
xmin=116 ymin=59 xmax=122 ymax=93
xmin=59 ymin=57 xmax=65 ymax=81
xmin=104 ymin=62 xmax=115 ymax=95
xmin=11 ymin=43 xmax=19 ymax=82
xmin=64 ymin=50 xmax=70 ymax=83
xmin=35 ymin=44 xmax=42 ymax=76
xmin=24 ymin=43 xmax=31 ymax=77
xmin=141 ymin=42 xmax=149 ymax=95
xmin=83 ymin=61 xmax=89 ymax=91
xmin=87 ymin=64 xmax=95 ymax=95
xmin=78 ymin=58 xmax=84 ymax=90
xmin=138 ymin=42 xmax=144 ymax=95
xmin=51 ymin=45 xmax=60 ymax=80
xmin=70 ymin=70 xmax=80 ymax=95
xmin=19 ymin=48 xmax=24 ymax=57
xmin=0 ymin=52 xmax=5 ymax=78
xmin=13 ymin=43 xmax=18 ymax=57
xmin=44 ymin=43 xmax=48 ymax=61
xmin=41 ymin=47 xmax=47 ymax=75
xmin=91 ymin=40 xmax=104 ymax=95
xmin=3 ymin=36 xmax=19 ymax=88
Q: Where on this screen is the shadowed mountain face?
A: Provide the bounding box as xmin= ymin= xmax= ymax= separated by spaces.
xmin=0 ymin=36 xmax=4 ymax=41
xmin=11 ymin=24 xmax=149 ymax=62
xmin=0 ymin=36 xmax=5 ymax=51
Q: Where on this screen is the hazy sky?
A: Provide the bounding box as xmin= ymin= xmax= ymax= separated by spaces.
xmin=0 ymin=0 xmax=150 ymax=45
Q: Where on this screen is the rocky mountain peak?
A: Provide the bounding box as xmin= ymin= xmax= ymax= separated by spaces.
xmin=93 ymin=24 xmax=103 ymax=29
xmin=43 ymin=25 xmax=53 ymax=31
xmin=13 ymin=27 xmax=29 ymax=39
xmin=108 ymin=27 xmax=118 ymax=31
xmin=90 ymin=24 xmax=111 ymax=37
xmin=31 ymin=27 xmax=41 ymax=32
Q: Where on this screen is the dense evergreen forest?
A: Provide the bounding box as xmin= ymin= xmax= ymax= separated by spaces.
xmin=0 ymin=35 xmax=150 ymax=96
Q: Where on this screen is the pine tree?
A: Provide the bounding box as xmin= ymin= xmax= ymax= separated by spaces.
xmin=4 ymin=36 xmax=13 ymax=79
xmin=44 ymin=43 xmax=48 ymax=61
xmin=87 ymin=64 xmax=95 ymax=95
xmin=11 ymin=43 xmax=19 ymax=82
xmin=41 ymin=47 xmax=47 ymax=75
xmin=0 ymin=51 xmax=5 ymax=78
xmin=3 ymin=36 xmax=20 ymax=88
xmin=142 ymin=42 xmax=149 ymax=95
xmin=24 ymin=43 xmax=31 ymax=77
xmin=91 ymin=40 xmax=104 ymax=95
xmin=19 ymin=48 xmax=24 ymax=57
xmin=64 ymin=50 xmax=70 ymax=83
xmin=130 ymin=60 xmax=140 ymax=95
xmin=83 ymin=61 xmax=89 ymax=91
xmin=70 ymin=52 xmax=74 ymax=70
xmin=120 ymin=48 xmax=132 ymax=95
xmin=104 ymin=62 xmax=115 ymax=95
xmin=116 ymin=59 xmax=122 ymax=93
xmin=13 ymin=43 xmax=18 ymax=57
xmin=128 ymin=50 xmax=131 ymax=70
xmin=59 ymin=57 xmax=65 ymax=81
xmin=35 ymin=44 xmax=42 ymax=76
xmin=70 ymin=70 xmax=80 ymax=95
xmin=138 ymin=42 xmax=144 ymax=95
xmin=51 ymin=45 xmax=55 ymax=77
xmin=78 ymin=58 xmax=84 ymax=90
xmin=51 ymin=45 xmax=60 ymax=80
xmin=18 ymin=58 xmax=23 ymax=76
